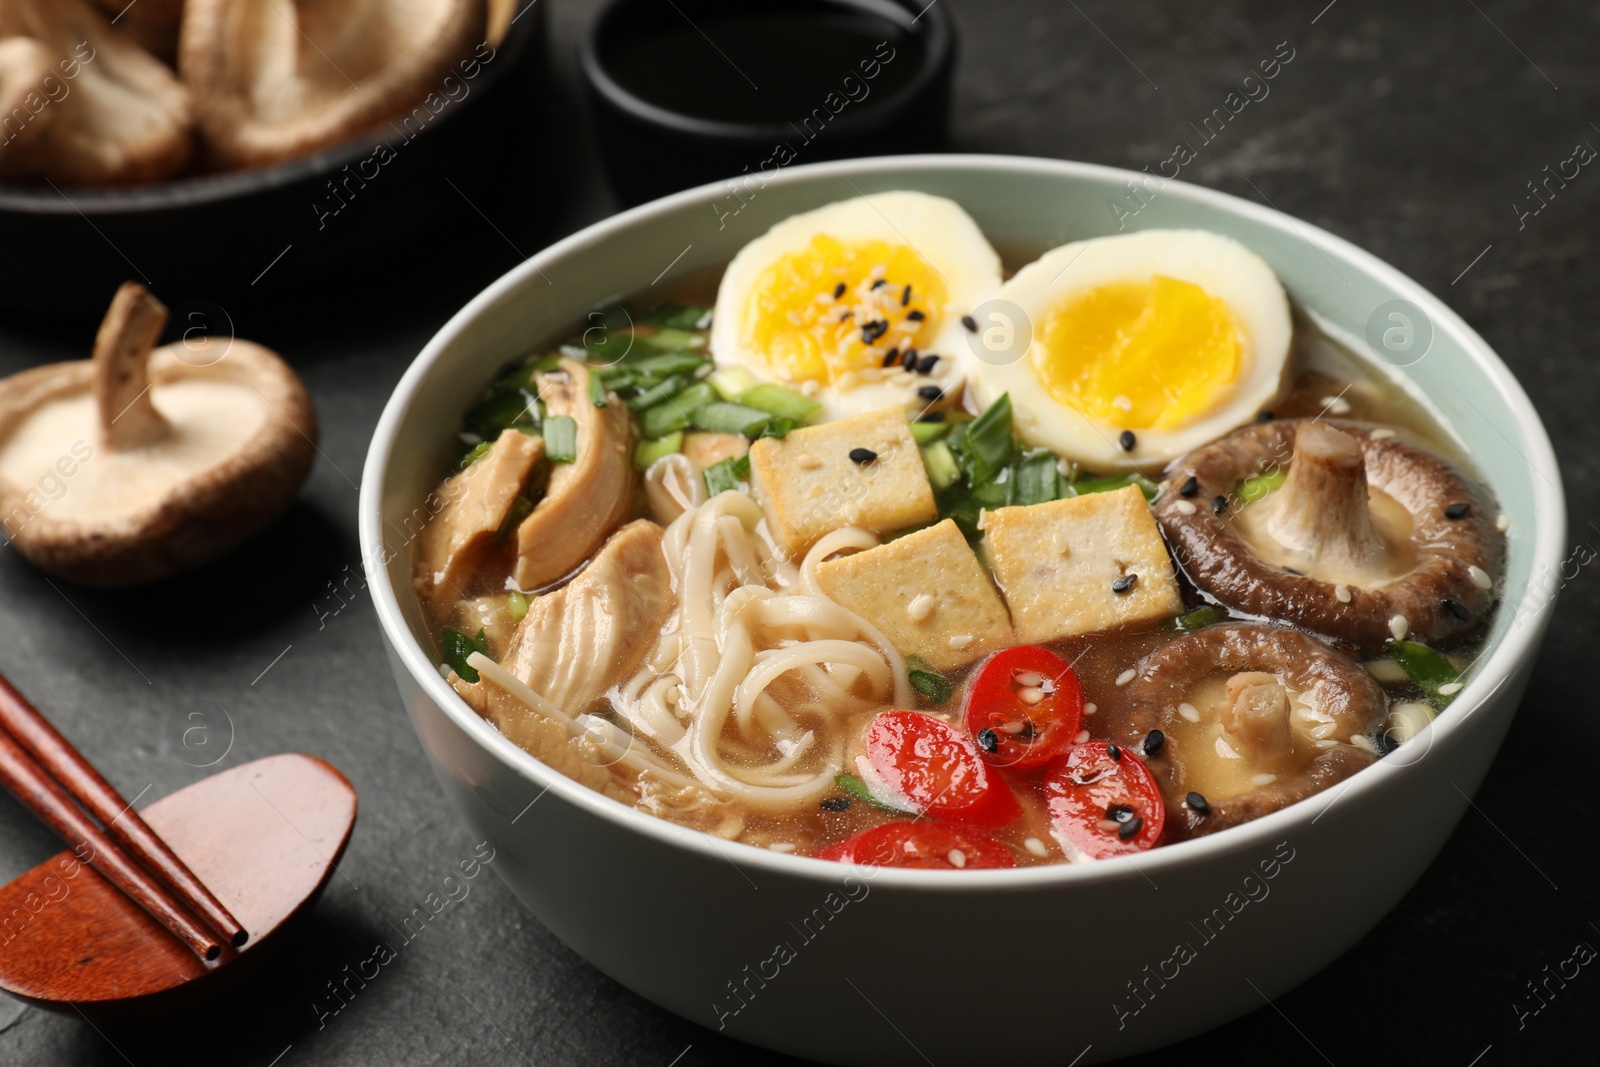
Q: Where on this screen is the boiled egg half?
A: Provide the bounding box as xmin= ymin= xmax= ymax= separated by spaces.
xmin=711 ymin=192 xmax=1002 ymax=419
xmin=954 ymin=229 xmax=1291 ymax=472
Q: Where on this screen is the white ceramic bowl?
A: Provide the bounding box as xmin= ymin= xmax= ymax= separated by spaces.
xmin=359 ymin=156 xmax=1564 ymax=1065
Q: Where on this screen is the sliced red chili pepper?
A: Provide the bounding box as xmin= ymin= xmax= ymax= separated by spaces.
xmin=1044 ymin=742 xmax=1165 ymax=860
xmin=816 ymin=821 xmax=1015 ymax=869
xmin=963 ymin=646 xmax=1084 ymax=770
xmin=862 ymin=711 xmax=1021 ymax=827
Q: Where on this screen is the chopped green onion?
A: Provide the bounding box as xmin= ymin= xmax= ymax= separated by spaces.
xmin=909 ymin=420 xmax=949 ymax=445
xmin=643 ymin=327 xmax=699 ymax=350
xmin=1238 ymin=467 xmax=1287 ymax=504
xmin=906 ymin=654 xmax=953 ymax=705
xmin=961 ymin=393 xmax=1014 ymax=486
xmin=459 ymin=440 xmax=493 ymax=469
xmin=692 ymin=401 xmax=773 ymax=437
xmin=1387 ymin=639 xmax=1463 ymax=707
xmin=496 ymin=495 xmax=532 ymax=541
xmin=626 ymin=374 xmax=686 ymax=412
xmin=834 ymin=773 xmax=913 ymax=814
xmin=588 ymin=369 xmax=610 ymax=408
xmin=707 ymin=365 xmax=758 ymax=401
xmin=936 ymin=483 xmax=984 ymax=542
xmin=643 ymin=302 xmax=711 ymax=329
xmin=638 ymin=382 xmax=716 ymax=438
xmin=1069 ymin=472 xmax=1159 ymax=502
xmin=597 ymin=368 xmax=637 ymax=391
xmin=1007 ymin=451 xmax=1061 ymax=507
xmin=739 ymin=383 xmax=822 ymax=423
xmin=633 ymin=431 xmax=684 ymax=469
xmin=441 ymin=626 xmax=490 ymax=682
xmin=506 ymin=591 xmax=529 ymax=622
xmin=1174 ymin=604 xmax=1228 ymax=631
xmin=582 ymin=305 xmax=633 ymax=358
xmin=493 ymin=362 xmax=541 ymax=393
xmin=543 ymin=415 xmax=578 ymax=462
xmin=756 ymin=415 xmax=796 ymax=440
xmin=920 ymin=441 xmax=960 ymax=491
xmin=703 ymin=454 xmax=751 ymax=496
xmin=463 ymin=390 xmax=539 ymax=438
xmin=624 ymin=352 xmax=708 ymax=380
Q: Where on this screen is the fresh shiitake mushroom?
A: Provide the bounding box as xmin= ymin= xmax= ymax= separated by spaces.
xmin=178 ymin=0 xmax=487 ymax=170
xmin=0 ymin=0 xmax=193 ymax=184
xmin=1156 ymin=419 xmax=1502 ymax=655
xmin=0 ymin=283 xmax=316 ymax=587
xmin=1112 ymin=623 xmax=1387 ymax=837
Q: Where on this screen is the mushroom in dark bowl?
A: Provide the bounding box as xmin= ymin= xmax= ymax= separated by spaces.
xmin=1156 ymin=418 xmax=1502 ymax=655
xmin=1111 ymin=623 xmax=1388 ymax=837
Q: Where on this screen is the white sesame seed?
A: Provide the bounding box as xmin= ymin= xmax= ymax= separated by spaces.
xmin=1073 ymin=729 xmax=1090 ymax=744
xmin=1249 ymin=773 xmax=1278 ymax=786
xmin=1496 ymin=512 xmax=1511 ymax=532
xmin=1084 ymin=702 xmax=1098 ymax=715
xmin=1366 ymin=657 xmax=1409 ymax=683
xmin=999 ymin=720 xmax=1026 ymax=735
xmin=795 ymin=453 xmax=822 ymax=470
xmin=1173 ymin=499 xmax=1197 ymax=515
xmin=1018 ymin=686 xmax=1045 ymax=705
xmin=907 ymin=593 xmax=934 ymax=622
xmin=1469 ymin=565 xmax=1492 ymax=590
xmin=1371 ymin=428 xmax=1396 ymax=440
xmin=1015 ymin=670 xmax=1044 ymax=688
xmin=1350 ymin=734 xmax=1378 ymax=754
xmin=799 ymin=379 xmax=820 ymax=397
xmin=947 ymin=849 xmax=967 ymax=869
xmin=1113 ymin=394 xmax=1133 ymax=411
xmin=1335 ymin=584 xmax=1352 ymax=603
xmin=1320 ymin=395 xmax=1352 ymax=415
xmin=948 ymin=634 xmax=974 ymax=650
xmin=1438 ymin=681 xmax=1464 ymax=696
xmin=1389 ymin=614 xmax=1409 ymax=640
xmin=1316 ymin=738 xmax=1340 ymax=748
xmin=768 ymin=842 xmax=796 ymax=853
xmin=1024 ymin=837 xmax=1048 ymax=858
xmin=1115 ymin=668 xmax=1136 ymax=686
xmin=1178 ymin=702 xmax=1200 ymax=722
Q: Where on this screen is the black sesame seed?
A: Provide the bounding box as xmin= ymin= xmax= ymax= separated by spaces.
xmin=833 ymin=283 xmax=846 ymax=299
xmin=1107 ymin=743 xmax=1122 ymax=762
xmin=871 ymin=278 xmax=887 ymax=289
xmin=1283 ymin=567 xmax=1304 ymax=576
xmin=861 ymin=320 xmax=889 ymax=344
xmin=1106 ymin=804 xmax=1135 ymax=823
xmin=1118 ymin=430 xmax=1136 ymax=452
xmin=820 ymin=796 xmax=850 ymax=812
xmin=1257 ymin=410 xmax=1275 ymax=423
xmin=917 ymin=411 xmax=946 ymax=423
xmin=916 ymin=354 xmax=940 ymax=374
xmin=961 ymin=315 xmax=978 ymax=333
xmin=1443 ymin=598 xmax=1471 ymax=620
xmin=901 ymin=347 xmax=919 ymax=370
xmin=849 ymin=447 xmax=878 ymax=465
xmin=917 ymin=385 xmax=944 ymax=401
xmin=906 ymin=309 xmax=926 ymax=321
xmin=976 ymin=728 xmax=999 ymax=754
xmin=1144 ymin=729 xmax=1165 ymax=757
xmin=1112 ymin=574 xmax=1137 ymax=594
xmin=1185 ymin=791 xmax=1210 ymax=815
xmin=1117 ymin=814 xmax=1144 ymax=841
xmin=1444 ymin=502 xmax=1472 ymax=519
xmin=1212 ymin=495 xmax=1229 ymax=515
xmin=901 ymin=284 xmax=911 ymax=306
xmin=881 ymin=347 xmax=900 ymax=367
xmin=1180 ymin=475 xmax=1199 ymax=498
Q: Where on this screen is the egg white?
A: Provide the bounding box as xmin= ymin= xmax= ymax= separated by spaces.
xmin=954 ymin=229 xmax=1292 ymax=473
xmin=710 ymin=191 xmax=1002 ymax=420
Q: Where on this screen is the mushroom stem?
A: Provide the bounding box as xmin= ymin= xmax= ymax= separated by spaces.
xmin=1262 ymin=422 xmax=1385 ymax=572
xmin=92 ymin=282 xmax=171 ymax=452
xmin=1217 ymin=671 xmax=1295 ymax=766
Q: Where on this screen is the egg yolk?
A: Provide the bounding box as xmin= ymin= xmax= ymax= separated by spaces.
xmin=1033 ymin=275 xmax=1244 ymax=430
xmin=743 ymin=235 xmax=948 ymax=383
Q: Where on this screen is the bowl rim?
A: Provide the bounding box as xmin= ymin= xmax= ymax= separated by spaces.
xmin=579 ymin=0 xmax=952 ymax=142
xmin=359 ymin=152 xmax=1566 ymax=892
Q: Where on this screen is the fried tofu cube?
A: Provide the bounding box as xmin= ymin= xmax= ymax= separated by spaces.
xmin=748 ymin=406 xmax=937 ymax=558
xmin=980 ymin=484 xmax=1182 ymax=643
xmin=816 ymin=519 xmax=1013 ymax=672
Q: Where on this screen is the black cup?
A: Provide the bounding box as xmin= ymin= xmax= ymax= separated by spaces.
xmin=582 ymin=0 xmax=954 ymax=205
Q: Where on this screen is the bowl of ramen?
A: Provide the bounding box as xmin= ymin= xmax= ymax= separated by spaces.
xmin=360 ymin=155 xmax=1563 ymax=1065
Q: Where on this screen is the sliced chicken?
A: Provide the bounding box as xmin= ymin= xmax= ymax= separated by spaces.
xmin=512 ymin=359 xmax=635 ymax=590
xmin=416 ymin=429 xmax=543 ymax=611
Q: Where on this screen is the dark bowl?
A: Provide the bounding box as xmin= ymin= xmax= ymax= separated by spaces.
xmin=0 ymin=11 xmax=545 ymax=322
xmin=581 ymin=0 xmax=954 ymax=205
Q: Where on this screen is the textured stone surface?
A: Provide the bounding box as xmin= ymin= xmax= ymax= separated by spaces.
xmin=2 ymin=1 xmax=1596 ymax=1063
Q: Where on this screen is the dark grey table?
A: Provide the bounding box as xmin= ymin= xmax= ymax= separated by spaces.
xmin=2 ymin=2 xmax=1593 ymax=1063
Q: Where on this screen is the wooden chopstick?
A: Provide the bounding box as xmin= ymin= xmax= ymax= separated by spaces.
xmin=0 ymin=724 xmax=223 ymax=960
xmin=0 ymin=674 xmax=247 ymax=950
